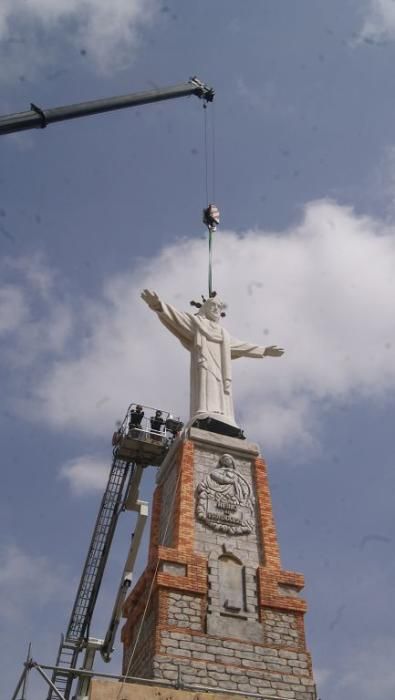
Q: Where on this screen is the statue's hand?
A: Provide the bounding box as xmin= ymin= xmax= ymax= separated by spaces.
xmin=263 ymin=345 xmax=284 ymax=357
xmin=141 ymin=289 xmax=163 ymax=312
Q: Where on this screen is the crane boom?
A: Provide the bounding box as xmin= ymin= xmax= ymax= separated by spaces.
xmin=0 ymin=76 xmax=214 ymax=136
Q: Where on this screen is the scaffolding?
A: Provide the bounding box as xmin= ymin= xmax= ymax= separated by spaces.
xmin=12 ymin=657 xmax=289 ymax=700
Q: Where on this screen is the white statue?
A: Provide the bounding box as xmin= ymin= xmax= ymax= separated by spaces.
xmin=141 ymin=290 xmax=284 ymax=426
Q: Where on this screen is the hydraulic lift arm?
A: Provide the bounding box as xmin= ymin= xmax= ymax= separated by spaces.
xmin=0 ymin=76 xmax=214 ymax=136
xmin=47 ymin=405 xmax=180 ymax=700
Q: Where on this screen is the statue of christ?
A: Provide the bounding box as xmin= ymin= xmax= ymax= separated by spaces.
xmin=141 ymin=290 xmax=284 ymax=426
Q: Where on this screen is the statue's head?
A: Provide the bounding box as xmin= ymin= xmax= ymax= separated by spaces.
xmin=190 ymin=291 xmax=226 ymax=322
xmin=199 ymin=296 xmax=226 ymax=322
xmin=218 ymin=454 xmax=235 ymax=470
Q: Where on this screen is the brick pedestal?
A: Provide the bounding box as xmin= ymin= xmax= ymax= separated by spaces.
xmin=121 ymin=428 xmax=317 ymax=700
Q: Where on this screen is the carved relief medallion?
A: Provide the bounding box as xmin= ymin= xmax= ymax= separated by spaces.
xmin=196 ymin=454 xmax=254 ymax=535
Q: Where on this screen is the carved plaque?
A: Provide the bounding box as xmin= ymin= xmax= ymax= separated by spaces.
xmin=196 ymin=454 xmax=254 ymax=535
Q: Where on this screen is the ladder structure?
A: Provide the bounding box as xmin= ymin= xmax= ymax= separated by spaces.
xmin=47 ymin=455 xmax=131 ymax=700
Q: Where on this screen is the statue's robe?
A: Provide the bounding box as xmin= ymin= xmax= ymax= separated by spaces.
xmin=200 ymin=466 xmax=252 ymax=504
xmin=156 ymin=302 xmax=266 ymax=425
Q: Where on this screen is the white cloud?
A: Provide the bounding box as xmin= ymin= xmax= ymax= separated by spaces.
xmin=6 ymin=254 xmax=55 ymax=298
xmin=59 ymin=455 xmax=109 ymax=496
xmin=357 ymin=0 xmax=395 ymax=44
xmin=0 ymin=255 xmax=73 ymax=368
xmin=0 ymin=542 xmax=75 ymax=700
xmin=315 ymin=640 xmax=395 ymax=699
xmin=0 ymin=285 xmax=28 ymax=334
xmin=334 ymin=638 xmax=395 ymax=699
xmin=0 ymin=543 xmax=71 ymax=622
xmin=8 ymin=198 xmax=395 ymax=454
xmin=0 ymin=0 xmax=159 ymax=81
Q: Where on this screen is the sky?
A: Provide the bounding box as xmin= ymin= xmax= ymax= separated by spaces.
xmin=1 ymin=1 xmax=395 ymax=699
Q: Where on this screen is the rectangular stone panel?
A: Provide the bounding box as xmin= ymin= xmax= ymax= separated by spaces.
xmin=206 ymin=614 xmax=265 ymax=643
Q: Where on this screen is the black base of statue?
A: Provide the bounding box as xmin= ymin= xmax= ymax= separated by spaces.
xmin=192 ymin=416 xmax=245 ymax=440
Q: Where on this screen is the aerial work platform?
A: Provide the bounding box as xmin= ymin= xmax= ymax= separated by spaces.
xmin=44 ymin=402 xmax=183 ymax=700
xmin=112 ymin=404 xmax=183 ymax=467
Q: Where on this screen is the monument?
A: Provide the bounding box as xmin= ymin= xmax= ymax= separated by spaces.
xmin=141 ymin=289 xmax=283 ymax=429
xmin=88 ymin=199 xmax=316 ymax=700
xmin=101 ymin=286 xmax=318 ymax=700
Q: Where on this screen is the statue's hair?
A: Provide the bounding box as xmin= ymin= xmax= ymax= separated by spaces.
xmin=219 ymin=453 xmax=235 ymax=468
xmin=190 ymin=291 xmax=226 ymax=317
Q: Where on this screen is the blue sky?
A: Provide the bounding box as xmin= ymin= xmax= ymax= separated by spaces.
xmin=1 ymin=2 xmax=395 ymax=699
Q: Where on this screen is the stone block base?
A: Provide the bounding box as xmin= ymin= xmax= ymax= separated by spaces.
xmin=150 ymin=630 xmax=316 ymax=699
xmin=89 ymin=678 xmax=313 ymax=700
xmin=88 ymin=678 xmax=242 ymax=699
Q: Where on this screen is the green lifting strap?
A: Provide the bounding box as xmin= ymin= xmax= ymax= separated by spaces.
xmin=208 ymin=226 xmax=214 ymax=297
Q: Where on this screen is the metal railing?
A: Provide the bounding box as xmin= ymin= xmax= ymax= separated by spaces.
xmin=115 ymin=403 xmax=183 ymax=443
xmin=12 ymin=658 xmax=303 ymax=700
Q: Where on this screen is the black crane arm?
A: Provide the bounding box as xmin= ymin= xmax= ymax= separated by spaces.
xmin=0 ymin=76 xmax=214 ymax=136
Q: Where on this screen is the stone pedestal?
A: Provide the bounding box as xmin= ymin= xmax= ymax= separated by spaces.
xmin=121 ymin=428 xmax=317 ymax=700
xmin=88 ymin=679 xmax=281 ymax=700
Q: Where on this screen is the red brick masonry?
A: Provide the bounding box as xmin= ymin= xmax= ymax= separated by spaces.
xmin=121 ymin=436 xmax=316 ymax=699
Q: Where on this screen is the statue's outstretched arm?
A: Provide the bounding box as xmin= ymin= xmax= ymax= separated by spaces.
xmin=263 ymin=345 xmax=284 ymax=357
xmin=230 ymin=337 xmax=285 ymax=359
xmin=141 ymin=289 xmax=194 ymax=348
xmin=141 ymin=289 xmax=162 ymax=312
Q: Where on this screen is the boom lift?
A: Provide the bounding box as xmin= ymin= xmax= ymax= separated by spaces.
xmin=47 ymin=404 xmax=183 ymax=700
xmin=5 ymin=75 xmax=214 ymax=700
